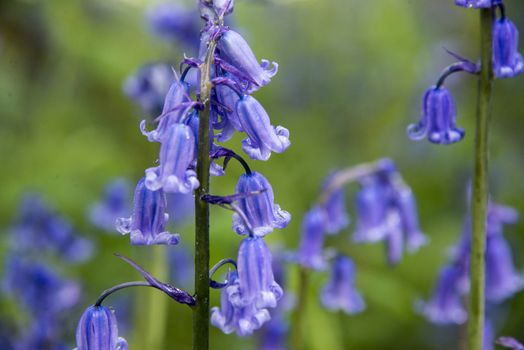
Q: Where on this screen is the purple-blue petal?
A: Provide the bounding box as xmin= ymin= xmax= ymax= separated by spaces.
xmin=232 ymin=171 xmax=290 ymax=237
xmin=320 ymin=256 xmax=366 ymax=314
xmin=236 ymin=95 xmax=290 ymax=161
xmin=493 ymin=17 xmax=524 ymax=79
xmin=116 ymin=178 xmax=179 ymax=246
xmin=408 ymin=86 xmax=464 ymax=145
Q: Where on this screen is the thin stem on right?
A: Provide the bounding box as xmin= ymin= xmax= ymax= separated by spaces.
xmin=291 ymin=267 xmax=309 ymax=350
xmin=468 ymin=7 xmax=494 ymax=350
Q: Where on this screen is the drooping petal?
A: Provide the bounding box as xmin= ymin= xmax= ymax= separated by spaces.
xmin=485 ymin=233 xmax=524 ymax=303
xmin=236 ymin=95 xmax=290 ymax=161
xmin=320 ymin=255 xmax=366 ymax=314
xmin=352 ymin=176 xmax=392 ymax=243
xmin=232 ymin=171 xmax=290 ymax=237
xmin=75 ymin=305 xmax=127 ymax=350
xmin=211 ymin=270 xmax=272 ymax=337
xmin=232 ymin=237 xmax=283 ymax=309
xmin=297 ymin=206 xmax=327 ymax=270
xmin=217 ymin=29 xmax=278 ymax=88
xmin=395 ymin=185 xmax=428 ymax=252
xmin=493 ymin=17 xmax=524 ymax=79
xmin=408 ymin=86 xmax=465 ymax=145
xmin=144 ymin=123 xmax=199 ymax=194
xmin=116 ymin=178 xmax=179 ymax=245
xmin=418 ymin=264 xmax=468 ymax=325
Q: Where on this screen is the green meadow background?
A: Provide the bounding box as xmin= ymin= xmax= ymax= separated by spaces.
xmin=1 ymin=0 xmax=524 ymax=349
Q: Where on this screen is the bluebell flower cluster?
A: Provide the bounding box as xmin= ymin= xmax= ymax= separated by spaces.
xmin=295 ymin=159 xmax=424 ymax=317
xmin=408 ymin=0 xmax=523 ymax=145
xmin=211 ymin=237 xmax=284 ymax=336
xmin=419 ymin=201 xmax=523 ymax=325
xmin=1 ymin=194 xmax=88 ymax=348
xmin=120 ymin=0 xmax=291 ymax=247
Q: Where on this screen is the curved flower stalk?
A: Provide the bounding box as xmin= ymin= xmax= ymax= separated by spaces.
xmin=116 ymin=178 xmax=180 ymax=245
xmin=74 ymin=254 xmax=194 ymax=349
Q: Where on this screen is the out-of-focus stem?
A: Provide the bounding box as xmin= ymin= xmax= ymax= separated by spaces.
xmin=468 ymin=8 xmax=494 ymax=350
xmin=291 ymin=267 xmax=310 ymax=350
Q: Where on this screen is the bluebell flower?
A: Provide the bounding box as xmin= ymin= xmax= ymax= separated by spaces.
xmin=395 ymin=185 xmax=428 ymax=252
xmin=217 ymin=29 xmax=278 ymax=88
xmin=3 ymin=257 xmax=81 ymax=317
xmin=418 ymin=263 xmax=468 ymax=325
xmin=320 ymin=255 xmax=365 ymax=314
xmin=89 ymin=179 xmax=131 ymax=232
xmin=352 ymin=176 xmax=392 ymax=243
xmin=485 ymin=232 xmax=524 ymax=302
xmin=497 ymin=337 xmax=524 ymax=350
xmin=213 ymin=83 xmax=243 ymax=142
xmin=321 ymin=175 xmax=350 ymax=234
xmin=211 ymin=270 xmax=271 ymax=336
xmin=408 ymin=86 xmax=465 ymax=145
xmin=493 ymin=17 xmax=524 ymax=79
xmin=75 ymin=305 xmax=128 ymax=350
xmin=297 ymin=206 xmax=327 ymax=270
xmin=258 ymin=314 xmax=288 ymax=350
xmin=236 ymin=95 xmax=290 ymax=161
xmin=229 ymin=237 xmax=283 ymax=309
xmin=140 ymin=76 xmax=192 ymax=143
xmin=144 ymin=123 xmax=199 ymax=194
xmin=16 ymin=320 xmax=69 ymax=350
xmin=232 ymin=171 xmax=290 ymax=237
xmin=147 ymin=3 xmax=200 ymax=50
xmin=116 ymin=178 xmax=180 ymax=245
xmin=455 ymin=0 xmax=501 ymax=8
xmin=123 ymin=63 xmax=173 ymax=117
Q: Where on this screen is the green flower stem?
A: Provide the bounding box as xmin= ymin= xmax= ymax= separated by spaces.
xmin=291 ymin=266 xmax=310 ymax=350
xmin=144 ymin=246 xmax=169 ymax=350
xmin=468 ymin=8 xmax=494 ymax=350
xmin=193 ymin=38 xmax=218 ymax=350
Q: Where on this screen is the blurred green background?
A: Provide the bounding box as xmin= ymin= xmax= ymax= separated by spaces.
xmin=1 ymin=0 xmax=524 ymax=349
